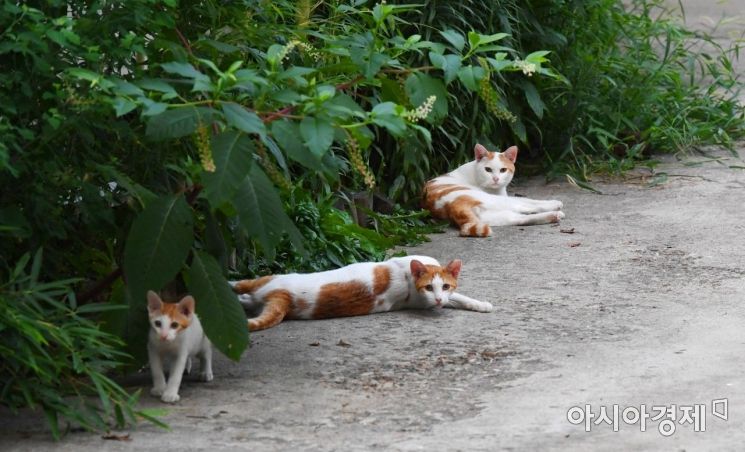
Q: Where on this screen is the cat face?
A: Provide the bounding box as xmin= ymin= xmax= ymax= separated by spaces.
xmin=472 ymin=143 xmax=517 ymax=191
xmin=410 ymin=259 xmax=461 ymax=307
xmin=147 ymin=291 xmax=194 ymax=342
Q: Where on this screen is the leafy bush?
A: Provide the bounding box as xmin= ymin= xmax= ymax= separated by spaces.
xmin=513 ymin=0 xmax=744 ymax=177
xmin=0 ymin=252 xmax=164 ymax=438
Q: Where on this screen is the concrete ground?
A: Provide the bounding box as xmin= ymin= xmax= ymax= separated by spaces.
xmin=4 ymin=153 xmax=745 ymax=452
xmin=1 ymin=1 xmax=743 ymax=451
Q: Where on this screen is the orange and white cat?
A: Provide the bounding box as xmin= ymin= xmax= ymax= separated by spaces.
xmin=231 ymin=256 xmax=492 ymax=331
xmin=147 ymin=291 xmax=213 ymax=403
xmin=423 ymin=144 xmax=564 ymax=237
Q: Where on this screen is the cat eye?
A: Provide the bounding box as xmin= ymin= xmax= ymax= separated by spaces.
xmin=170 ymin=322 xmax=179 ymax=329
xmin=442 ymin=284 xmax=451 ymax=290
xmin=499 ymin=168 xmax=507 ymax=173
xmin=154 ymin=320 xmax=161 ymax=327
xmin=484 ymin=167 xmax=493 ymax=173
xmin=425 ymin=284 xmax=433 ymax=291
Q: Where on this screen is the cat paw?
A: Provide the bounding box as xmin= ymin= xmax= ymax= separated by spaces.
xmin=459 ymin=223 xmax=492 ymax=237
xmin=150 ymin=386 xmax=165 ymax=397
xmin=479 ymin=303 xmax=494 ymax=313
xmin=200 ymin=371 xmax=214 ymax=382
xmin=160 ymin=392 xmax=180 ymax=403
xmin=552 ymin=211 xmax=565 ymax=223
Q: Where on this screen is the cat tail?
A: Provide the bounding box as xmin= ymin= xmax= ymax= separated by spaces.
xmin=231 ymin=275 xmax=274 ymax=295
xmin=247 ymin=290 xmax=293 ymax=331
xmin=448 ymin=198 xmax=492 ymax=237
xmin=446 ymin=292 xmax=493 ymax=313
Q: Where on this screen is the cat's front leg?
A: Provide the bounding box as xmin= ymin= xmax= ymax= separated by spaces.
xmin=510 ymin=198 xmax=563 ymax=214
xmin=521 ymin=198 xmax=563 ymax=212
xmin=199 ymin=343 xmax=214 ymax=382
xmin=445 ymin=292 xmax=493 ymax=313
xmin=161 ymin=353 xmax=188 ymax=403
xmin=148 ymin=346 xmax=167 ymax=397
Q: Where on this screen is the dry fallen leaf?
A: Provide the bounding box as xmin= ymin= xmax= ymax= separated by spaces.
xmin=102 ymin=433 xmax=131 ymax=442
xmin=336 ymin=339 xmax=351 ymax=347
xmin=568 ymin=242 xmax=581 ymax=247
xmin=560 ymin=228 xmax=576 ymax=234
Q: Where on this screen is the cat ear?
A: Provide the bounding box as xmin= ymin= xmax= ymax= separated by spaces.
xmin=503 ymin=145 xmax=518 ymax=163
xmin=445 ymin=259 xmax=462 ymax=279
xmin=146 ymin=290 xmax=162 ymax=313
xmin=177 ymin=295 xmax=195 ymax=318
xmin=410 ymin=260 xmax=427 ymax=279
xmin=474 ymin=143 xmax=489 ymax=161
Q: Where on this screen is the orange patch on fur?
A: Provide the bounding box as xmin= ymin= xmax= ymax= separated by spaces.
xmin=293 ymin=297 xmax=309 ymax=313
xmin=156 ymin=303 xmax=192 ymax=329
xmin=413 ymin=265 xmax=458 ymax=292
xmin=248 ymin=289 xmax=292 ymax=331
xmin=424 ymin=189 xmax=491 ymax=237
xmin=312 ymin=281 xmax=375 ymax=319
xmin=373 ymin=265 xmax=391 ymax=295
xmin=498 ymin=154 xmax=515 ymax=172
xmin=448 ymin=196 xmax=482 ymax=226
xmin=422 ymin=182 xmax=469 ymax=218
xmin=233 ymin=275 xmax=274 ymax=294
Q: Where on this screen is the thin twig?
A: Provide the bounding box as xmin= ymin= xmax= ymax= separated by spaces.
xmin=175 ymin=27 xmax=193 ymax=56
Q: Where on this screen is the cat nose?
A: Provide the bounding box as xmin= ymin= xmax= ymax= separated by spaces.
xmin=435 ymin=297 xmax=442 ymax=303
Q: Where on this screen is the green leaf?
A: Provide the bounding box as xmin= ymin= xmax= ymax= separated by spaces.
xmin=202 ymin=131 xmax=254 ymax=206
xmin=371 ymin=102 xmax=407 ymax=136
xmin=271 ymin=120 xmax=323 ymax=170
xmin=509 ymin=116 xmax=527 ymax=143
xmin=138 ymin=79 xmax=177 ymax=95
xmin=232 ymin=166 xmax=305 ymax=259
xmin=468 ymin=31 xmax=509 ymax=51
xmin=525 ymin=50 xmax=551 ymax=63
xmin=456 ymin=65 xmax=486 ymax=91
xmin=113 ymin=98 xmax=137 ymax=117
xmin=161 ymin=62 xmax=204 ymax=79
xmin=487 ymin=53 xmax=511 ymax=72
xmin=203 ymin=210 xmax=228 ymax=270
xmin=266 ymin=44 xmax=286 ymax=66
xmin=467 ymin=31 xmax=481 ymax=50
xmin=186 ymin=251 xmax=249 ymax=361
xmin=141 ymin=99 xmax=168 ymax=117
xmin=521 ymin=81 xmax=545 ymax=119
xmin=146 ymin=107 xmax=215 ymax=141
xmin=112 ymin=79 xmax=143 ymax=96
xmin=123 ymin=194 xmax=194 ymax=301
xmin=326 ymin=93 xmax=366 ymax=120
xmin=346 ymin=32 xmax=388 ymax=79
xmin=98 ymin=280 xmax=150 ymax=368
xmin=439 ymin=29 xmax=465 ymax=52
xmin=300 ymin=117 xmax=335 ymax=156
xmin=221 ymin=103 xmax=266 ymax=137
xmin=429 ymin=52 xmax=461 ymax=84
xmin=404 ymin=73 xmax=448 ymax=123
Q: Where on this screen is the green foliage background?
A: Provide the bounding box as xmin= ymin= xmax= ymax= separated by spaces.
xmin=0 ymin=0 xmax=742 ymax=437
